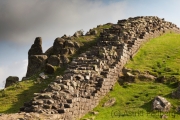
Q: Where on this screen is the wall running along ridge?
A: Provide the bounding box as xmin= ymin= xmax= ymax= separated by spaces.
xmin=20 ymin=16 xmax=180 ymax=120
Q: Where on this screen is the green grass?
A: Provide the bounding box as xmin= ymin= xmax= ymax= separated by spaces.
xmin=81 ymin=81 xmax=180 ymax=120
xmin=126 ymin=32 xmax=180 ymax=78
xmin=81 ymin=32 xmax=180 ymax=120
xmin=69 ymin=24 xmax=111 ymax=59
xmin=0 ymin=67 xmax=65 ymax=113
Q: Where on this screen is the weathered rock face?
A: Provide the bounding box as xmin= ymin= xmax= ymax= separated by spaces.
xmin=26 ymin=55 xmax=48 ymax=77
xmin=53 ymin=38 xmax=65 ymax=55
xmin=26 ymin=37 xmax=44 ymax=77
xmin=28 ymin=37 xmax=43 ymax=58
xmin=45 ymin=63 xmax=55 ymax=74
xmin=5 ymin=76 xmax=19 ymax=88
xmin=53 ymin=37 xmax=80 ymax=56
xmin=26 ymin=36 xmax=81 ymax=77
xmin=47 ymin=55 xmax=60 ymax=66
xmin=21 ymin=16 xmax=180 ymax=119
xmin=152 ymin=96 xmax=171 ymax=112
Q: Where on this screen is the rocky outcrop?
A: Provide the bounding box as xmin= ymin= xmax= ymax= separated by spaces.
xmin=26 ymin=55 xmax=48 ymax=77
xmin=26 ymin=37 xmax=44 ymax=77
xmin=152 ymin=96 xmax=171 ymax=112
xmin=21 ymin=16 xmax=180 ymax=119
xmin=26 ymin=36 xmax=81 ymax=77
xmin=28 ymin=37 xmax=43 ymax=58
xmin=5 ymin=76 xmax=19 ymax=88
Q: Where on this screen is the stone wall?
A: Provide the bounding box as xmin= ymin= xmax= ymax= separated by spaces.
xmin=21 ymin=16 xmax=180 ymax=120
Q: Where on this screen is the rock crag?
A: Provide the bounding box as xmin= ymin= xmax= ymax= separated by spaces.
xmin=26 ymin=35 xmax=81 ymax=78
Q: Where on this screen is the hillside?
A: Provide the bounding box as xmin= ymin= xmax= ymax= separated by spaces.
xmin=0 ymin=24 xmax=111 ymax=113
xmin=0 ymin=16 xmax=180 ymax=120
xmin=81 ymin=32 xmax=180 ymax=120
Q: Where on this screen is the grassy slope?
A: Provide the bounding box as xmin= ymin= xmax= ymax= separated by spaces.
xmin=0 ymin=24 xmax=111 ymax=113
xmin=126 ymin=32 xmax=180 ymax=78
xmin=0 ymin=67 xmax=65 ymax=113
xmin=81 ymin=32 xmax=180 ymax=120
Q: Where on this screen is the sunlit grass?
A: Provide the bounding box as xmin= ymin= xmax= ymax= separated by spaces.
xmin=81 ymin=32 xmax=180 ymax=120
xmin=126 ymin=32 xmax=180 ymax=78
xmin=81 ymin=81 xmax=180 ymax=120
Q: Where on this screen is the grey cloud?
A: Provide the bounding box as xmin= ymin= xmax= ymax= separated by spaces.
xmin=0 ymin=0 xmax=128 ymax=88
xmin=0 ymin=0 xmax=127 ymax=46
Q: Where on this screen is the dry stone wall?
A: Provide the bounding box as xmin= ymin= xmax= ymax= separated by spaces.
xmin=21 ymin=16 xmax=180 ymax=120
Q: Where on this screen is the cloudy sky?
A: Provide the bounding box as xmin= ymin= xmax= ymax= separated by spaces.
xmin=0 ymin=0 xmax=180 ymax=88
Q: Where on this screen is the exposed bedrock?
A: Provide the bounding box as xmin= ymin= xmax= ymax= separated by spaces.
xmin=21 ymin=16 xmax=180 ymax=120
xmin=25 ymin=36 xmax=80 ymax=77
xmin=26 ymin=37 xmax=44 ymax=77
xmin=28 ymin=37 xmax=43 ymax=58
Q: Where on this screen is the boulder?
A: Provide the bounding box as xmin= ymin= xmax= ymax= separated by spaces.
xmin=48 ymin=55 xmax=60 ymax=66
xmin=45 ymin=63 xmax=55 ymax=74
xmin=65 ymin=40 xmax=74 ymax=47
xmin=152 ymin=96 xmax=171 ymax=112
xmin=73 ymin=30 xmax=83 ymax=37
xmin=5 ymin=76 xmax=19 ymax=88
xmin=90 ymin=29 xmax=97 ymax=35
xmin=26 ymin=55 xmax=48 ymax=77
xmin=103 ymin=97 xmax=116 ymax=107
xmin=122 ymin=69 xmax=135 ymax=82
xmin=53 ymin=38 xmax=65 ymax=55
xmin=138 ymin=73 xmax=156 ymax=80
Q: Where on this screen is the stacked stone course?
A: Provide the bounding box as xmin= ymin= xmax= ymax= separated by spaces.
xmin=21 ymin=16 xmax=180 ymax=119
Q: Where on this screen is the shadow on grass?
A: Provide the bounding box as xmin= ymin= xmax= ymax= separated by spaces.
xmin=163 ymin=93 xmax=172 ymax=99
xmin=140 ymin=100 xmax=153 ymax=112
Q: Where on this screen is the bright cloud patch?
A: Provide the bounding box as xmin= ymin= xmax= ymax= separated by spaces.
xmin=0 ymin=59 xmax=28 ymax=89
